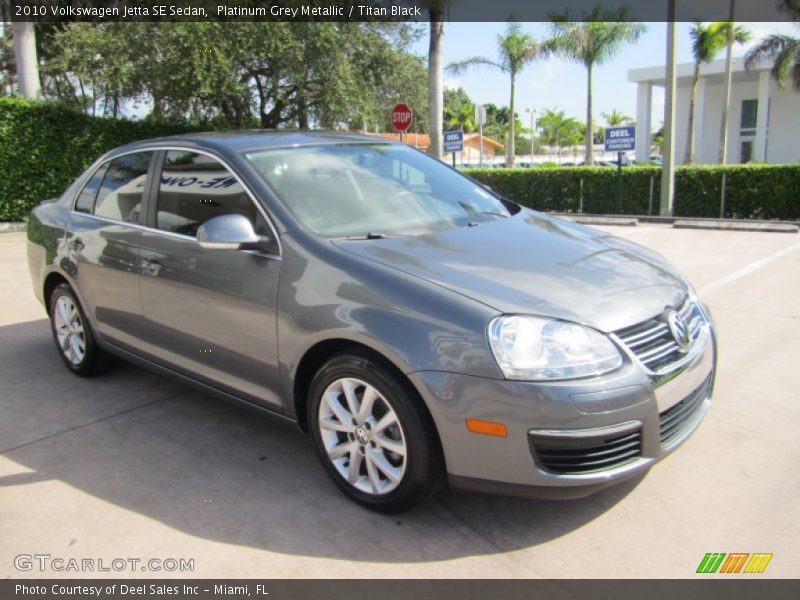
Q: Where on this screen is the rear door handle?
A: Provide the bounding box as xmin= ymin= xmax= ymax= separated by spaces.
xmin=141 ymin=257 xmax=162 ymax=277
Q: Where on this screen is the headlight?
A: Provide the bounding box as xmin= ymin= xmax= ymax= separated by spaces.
xmin=487 ymin=315 xmax=622 ymax=380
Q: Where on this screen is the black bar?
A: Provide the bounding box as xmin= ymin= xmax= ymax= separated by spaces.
xmin=4 ymin=0 xmax=794 ymax=23
xmin=2 ymin=580 xmax=800 ymax=600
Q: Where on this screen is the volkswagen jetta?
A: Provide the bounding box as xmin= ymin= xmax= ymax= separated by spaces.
xmin=27 ymin=132 xmax=716 ymax=512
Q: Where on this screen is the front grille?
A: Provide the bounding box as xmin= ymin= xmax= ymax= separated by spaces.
xmin=615 ymin=297 xmax=705 ymax=373
xmin=530 ymin=428 xmax=642 ymax=475
xmin=659 ymin=375 xmax=711 ymax=446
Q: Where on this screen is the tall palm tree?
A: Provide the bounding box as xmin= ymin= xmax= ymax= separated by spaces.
xmin=685 ymin=22 xmax=750 ymax=164
xmin=446 ymin=23 xmax=545 ymax=167
xmin=745 ymin=1 xmax=800 ymax=91
xmin=11 ymin=21 xmax=40 ymax=99
xmin=426 ymin=1 xmax=447 ymax=160
xmin=548 ymin=9 xmax=645 ymax=165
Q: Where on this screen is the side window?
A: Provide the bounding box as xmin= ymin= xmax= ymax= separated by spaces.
xmin=156 ymin=151 xmax=267 ymax=237
xmin=93 ymin=152 xmax=153 ymax=223
xmin=74 ymin=163 xmax=109 ymax=214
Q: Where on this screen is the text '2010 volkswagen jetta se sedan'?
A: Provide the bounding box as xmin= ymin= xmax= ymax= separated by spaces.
xmin=27 ymin=132 xmax=716 ymax=512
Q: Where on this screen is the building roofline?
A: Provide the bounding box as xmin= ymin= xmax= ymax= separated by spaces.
xmin=628 ymin=56 xmax=773 ymax=84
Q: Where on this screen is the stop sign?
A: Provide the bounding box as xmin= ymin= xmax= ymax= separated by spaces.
xmin=391 ymin=103 xmax=413 ymax=131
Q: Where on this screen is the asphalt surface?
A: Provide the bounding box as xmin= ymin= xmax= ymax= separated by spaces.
xmin=1 ymin=225 xmax=798 ymax=578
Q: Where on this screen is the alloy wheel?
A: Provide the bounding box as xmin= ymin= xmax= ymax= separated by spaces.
xmin=318 ymin=377 xmax=407 ymax=495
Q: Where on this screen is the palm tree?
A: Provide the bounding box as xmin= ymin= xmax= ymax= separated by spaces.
xmin=602 ymin=109 xmax=634 ymax=127
xmin=444 ymin=103 xmax=477 ymax=132
xmin=536 ymin=108 xmax=582 ymax=162
xmin=745 ymin=1 xmax=800 ymax=91
xmin=548 ymin=9 xmax=645 ymax=165
xmin=426 ymin=1 xmax=447 ymax=160
xmin=446 ymin=23 xmax=546 ymax=167
xmin=11 ymin=21 xmax=41 ymax=99
xmin=685 ymin=22 xmax=750 ymax=164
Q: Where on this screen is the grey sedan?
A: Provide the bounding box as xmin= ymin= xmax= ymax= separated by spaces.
xmin=27 ymin=132 xmax=716 ymax=512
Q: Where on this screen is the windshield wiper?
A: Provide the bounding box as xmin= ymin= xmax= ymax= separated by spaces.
xmin=340 ymin=232 xmax=389 ymax=240
xmin=473 ymin=211 xmax=509 ymax=219
xmin=458 ymin=201 xmax=509 ymax=220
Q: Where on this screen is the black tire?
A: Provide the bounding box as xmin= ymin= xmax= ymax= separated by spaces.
xmin=308 ymin=351 xmax=444 ymax=513
xmin=49 ymin=283 xmax=113 ymax=376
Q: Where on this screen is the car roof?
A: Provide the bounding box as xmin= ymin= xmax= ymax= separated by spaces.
xmin=113 ymin=130 xmax=393 ymax=155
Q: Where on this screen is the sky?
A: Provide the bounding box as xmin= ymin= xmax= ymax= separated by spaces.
xmin=411 ymin=21 xmax=798 ymax=129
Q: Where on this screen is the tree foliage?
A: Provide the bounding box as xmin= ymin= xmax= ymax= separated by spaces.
xmin=536 ymin=108 xmax=584 ymax=161
xmin=443 ymin=86 xmax=475 ymax=131
xmin=602 ymin=109 xmax=634 ymax=127
xmin=745 ymin=1 xmax=800 ymax=91
xmin=32 ymin=21 xmax=427 ymax=130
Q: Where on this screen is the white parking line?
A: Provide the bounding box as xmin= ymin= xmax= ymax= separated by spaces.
xmin=699 ymin=241 xmax=800 ymax=296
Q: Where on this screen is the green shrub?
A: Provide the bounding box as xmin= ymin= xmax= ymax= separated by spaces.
xmin=3 ymin=98 xmax=798 ymax=222
xmin=464 ymin=163 xmax=800 ymax=220
xmin=0 ymin=98 xmax=205 ymax=222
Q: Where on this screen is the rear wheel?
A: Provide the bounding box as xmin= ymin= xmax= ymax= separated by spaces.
xmin=49 ymin=283 xmax=112 ymax=376
xmin=308 ymin=352 xmax=443 ymax=513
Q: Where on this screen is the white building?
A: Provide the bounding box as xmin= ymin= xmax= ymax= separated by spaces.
xmin=629 ymin=57 xmax=800 ymax=165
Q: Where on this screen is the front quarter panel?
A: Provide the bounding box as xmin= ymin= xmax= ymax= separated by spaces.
xmin=277 ymin=230 xmax=503 ymax=420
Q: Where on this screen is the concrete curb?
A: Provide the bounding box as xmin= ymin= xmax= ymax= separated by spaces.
xmin=563 ymin=216 xmax=638 ymax=227
xmin=0 ymin=222 xmax=26 ymax=234
xmin=674 ymin=219 xmax=799 ymax=233
xmin=550 ymin=212 xmax=799 ymax=233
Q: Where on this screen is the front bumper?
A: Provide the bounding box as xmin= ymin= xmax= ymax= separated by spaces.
xmin=409 ymin=322 xmax=716 ymax=499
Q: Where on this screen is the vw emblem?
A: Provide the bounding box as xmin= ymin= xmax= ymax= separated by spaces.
xmin=666 ymin=310 xmax=691 ymax=352
xmin=355 ymin=427 xmax=370 ymax=445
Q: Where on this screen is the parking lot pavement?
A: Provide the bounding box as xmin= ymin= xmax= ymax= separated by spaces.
xmin=1 ymin=226 xmax=798 ymax=578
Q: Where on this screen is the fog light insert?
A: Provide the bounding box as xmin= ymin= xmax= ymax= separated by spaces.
xmin=529 ymin=422 xmax=642 ymax=475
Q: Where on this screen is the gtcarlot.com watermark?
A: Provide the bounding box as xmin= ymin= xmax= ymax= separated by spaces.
xmin=14 ymin=554 xmax=194 ymax=573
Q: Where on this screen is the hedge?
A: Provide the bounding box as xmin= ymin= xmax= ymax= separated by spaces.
xmin=0 ymin=97 xmax=204 ymax=222
xmin=464 ymin=164 xmax=800 ymax=220
xmin=3 ymin=98 xmax=799 ymax=222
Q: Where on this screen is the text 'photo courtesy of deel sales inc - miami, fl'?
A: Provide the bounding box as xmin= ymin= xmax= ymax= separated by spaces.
xmin=14 ymin=583 xmax=269 ymax=598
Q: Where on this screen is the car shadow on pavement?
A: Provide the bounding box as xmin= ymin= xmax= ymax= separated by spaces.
xmin=1 ymin=319 xmax=644 ymax=562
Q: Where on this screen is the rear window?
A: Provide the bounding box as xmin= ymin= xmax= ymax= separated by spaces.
xmin=94 ymin=152 xmax=153 ymax=223
xmin=74 ymin=164 xmax=108 ymax=214
xmin=74 ymin=152 xmax=153 ymax=224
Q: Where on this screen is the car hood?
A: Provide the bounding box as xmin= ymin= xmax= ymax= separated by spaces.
xmin=333 ymin=211 xmax=686 ymax=333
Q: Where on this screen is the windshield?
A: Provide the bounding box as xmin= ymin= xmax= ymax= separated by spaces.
xmin=244 ymin=143 xmax=514 ymax=238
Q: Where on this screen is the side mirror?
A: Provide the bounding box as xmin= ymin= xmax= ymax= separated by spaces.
xmin=197 ymin=214 xmax=278 ymax=254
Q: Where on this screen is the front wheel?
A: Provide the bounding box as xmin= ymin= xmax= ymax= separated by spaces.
xmin=308 ymin=352 xmax=443 ymax=513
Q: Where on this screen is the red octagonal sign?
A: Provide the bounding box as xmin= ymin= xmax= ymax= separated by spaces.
xmin=391 ymin=103 xmax=413 ymax=132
